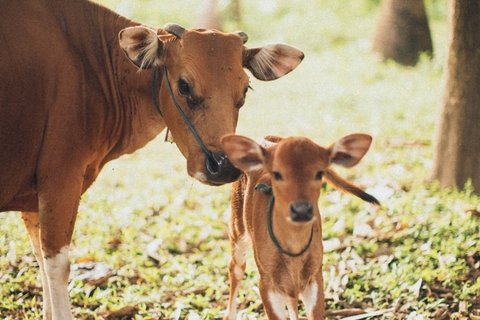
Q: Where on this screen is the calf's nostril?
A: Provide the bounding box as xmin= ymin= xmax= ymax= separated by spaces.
xmin=290 ymin=201 xmax=313 ymax=222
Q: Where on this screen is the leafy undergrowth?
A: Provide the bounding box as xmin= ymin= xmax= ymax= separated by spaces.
xmin=1 ymin=0 xmax=479 ymax=319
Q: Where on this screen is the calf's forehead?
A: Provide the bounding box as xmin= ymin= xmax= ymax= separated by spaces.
xmin=272 ymin=138 xmax=330 ymax=174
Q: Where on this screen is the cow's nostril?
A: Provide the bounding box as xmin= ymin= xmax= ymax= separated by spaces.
xmin=290 ymin=201 xmax=313 ymax=222
xmin=206 ymin=153 xmax=221 ymax=175
xmin=204 ymin=151 xmax=241 ymax=185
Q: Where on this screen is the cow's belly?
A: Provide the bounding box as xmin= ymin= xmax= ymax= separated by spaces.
xmin=0 ymin=192 xmax=38 ymax=212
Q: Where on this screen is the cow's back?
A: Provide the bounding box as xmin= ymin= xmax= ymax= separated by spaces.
xmin=0 ymin=0 xmax=80 ymax=210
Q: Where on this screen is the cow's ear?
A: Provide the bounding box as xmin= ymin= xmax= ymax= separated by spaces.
xmin=329 ymin=134 xmax=372 ymax=168
xmin=221 ymin=134 xmax=265 ymax=173
xmin=119 ymin=26 xmax=164 ymax=69
xmin=244 ymin=44 xmax=304 ymax=81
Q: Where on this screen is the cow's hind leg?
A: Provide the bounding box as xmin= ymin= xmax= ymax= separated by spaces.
xmin=21 ymin=211 xmax=52 ymax=320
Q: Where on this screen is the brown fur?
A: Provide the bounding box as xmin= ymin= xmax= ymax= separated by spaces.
xmin=221 ymin=134 xmax=379 ymax=319
xmin=0 ymin=1 xmax=303 ymax=317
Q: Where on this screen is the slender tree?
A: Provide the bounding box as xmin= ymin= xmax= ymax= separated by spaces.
xmin=372 ymin=0 xmax=433 ymax=66
xmin=431 ymin=0 xmax=480 ymax=193
xmin=196 ymin=0 xmax=223 ymax=30
xmin=195 ymin=0 xmax=242 ymax=31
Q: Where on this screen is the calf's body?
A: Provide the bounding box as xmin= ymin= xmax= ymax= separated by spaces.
xmin=222 ymin=134 xmax=379 ymax=320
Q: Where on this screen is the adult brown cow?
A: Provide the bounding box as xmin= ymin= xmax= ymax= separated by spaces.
xmin=0 ymin=0 xmax=304 ymax=318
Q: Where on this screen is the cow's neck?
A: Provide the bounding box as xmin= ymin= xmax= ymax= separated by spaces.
xmin=53 ymin=0 xmax=165 ymax=161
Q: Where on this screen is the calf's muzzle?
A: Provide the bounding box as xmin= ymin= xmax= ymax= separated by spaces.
xmin=205 ymin=151 xmax=241 ymax=185
xmin=290 ymin=200 xmax=314 ymax=222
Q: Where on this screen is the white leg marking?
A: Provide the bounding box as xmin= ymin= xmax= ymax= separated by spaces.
xmin=44 ymin=246 xmax=73 ymax=320
xmin=225 ymin=285 xmax=239 ymax=320
xmin=234 ymin=265 xmax=244 ymax=280
xmin=225 ymin=235 xmax=250 ymax=320
xmin=286 ymin=300 xmax=299 ymax=320
xmin=301 ymin=282 xmax=318 ymax=318
xmin=233 ymin=235 xmax=250 ymax=267
xmin=268 ymin=291 xmax=287 ymax=319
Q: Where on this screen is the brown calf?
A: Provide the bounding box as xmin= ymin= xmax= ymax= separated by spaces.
xmin=221 ymin=134 xmax=379 ymax=320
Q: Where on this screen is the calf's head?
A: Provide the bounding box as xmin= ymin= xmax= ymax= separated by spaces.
xmin=119 ymin=24 xmax=304 ymax=185
xmin=221 ymin=133 xmax=377 ymax=224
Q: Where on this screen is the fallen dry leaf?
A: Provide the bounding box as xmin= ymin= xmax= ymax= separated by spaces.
xmin=146 ymin=238 xmax=163 ymax=263
xmin=353 ymin=223 xmax=374 ymax=238
xmin=72 ymin=262 xmax=114 ymax=286
xmin=325 ymin=308 xmax=365 ymax=317
xmin=467 ymin=209 xmax=480 ymax=218
xmin=324 ymin=238 xmax=342 ymax=252
xmin=100 ymin=305 xmax=136 ymax=319
xmin=470 ymin=309 xmax=480 ymax=320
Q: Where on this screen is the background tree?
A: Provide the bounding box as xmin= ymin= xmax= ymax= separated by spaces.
xmin=195 ymin=0 xmax=242 ymax=31
xmin=372 ymin=0 xmax=433 ymax=66
xmin=196 ymin=0 xmax=223 ymax=30
xmin=431 ymin=0 xmax=480 ymax=193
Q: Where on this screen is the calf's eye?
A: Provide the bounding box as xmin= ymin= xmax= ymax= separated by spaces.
xmin=315 ymin=171 xmax=324 ymax=180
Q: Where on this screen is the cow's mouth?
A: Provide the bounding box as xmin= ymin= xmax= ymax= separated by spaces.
xmin=203 ymin=151 xmax=241 ymax=185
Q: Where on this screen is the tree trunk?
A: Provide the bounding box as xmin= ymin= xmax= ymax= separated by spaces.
xmin=372 ymin=0 xmax=433 ymax=66
xmin=196 ymin=0 xmax=223 ymax=31
xmin=431 ymin=0 xmax=480 ymax=193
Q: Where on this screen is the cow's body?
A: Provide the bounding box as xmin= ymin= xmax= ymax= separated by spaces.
xmin=0 ymin=0 xmax=157 ymax=212
xmin=0 ymin=1 xmax=304 ymax=318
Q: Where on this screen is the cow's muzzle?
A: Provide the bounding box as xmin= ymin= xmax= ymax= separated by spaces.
xmin=205 ymin=151 xmax=241 ymax=185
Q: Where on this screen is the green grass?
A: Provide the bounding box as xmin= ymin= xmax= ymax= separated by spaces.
xmin=1 ymin=0 xmax=479 ymax=319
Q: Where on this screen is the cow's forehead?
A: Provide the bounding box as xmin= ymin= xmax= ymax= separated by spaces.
xmin=180 ymin=30 xmax=245 ymax=62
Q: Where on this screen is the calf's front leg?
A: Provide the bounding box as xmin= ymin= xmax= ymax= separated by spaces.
xmin=300 ymin=272 xmax=325 ymax=320
xmin=258 ymin=276 xmax=289 ymax=320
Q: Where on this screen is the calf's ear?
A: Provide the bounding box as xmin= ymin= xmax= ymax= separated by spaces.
xmin=244 ymin=44 xmax=304 ymax=81
xmin=119 ymin=26 xmax=165 ymax=69
xmin=329 ymin=134 xmax=372 ymax=168
xmin=221 ymin=135 xmax=265 ymax=172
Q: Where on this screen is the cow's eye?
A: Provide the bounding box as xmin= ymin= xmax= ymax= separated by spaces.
xmin=273 ymin=171 xmax=283 ymax=181
xmin=178 ymin=79 xmax=191 ymax=96
xmin=315 ymin=171 xmax=324 ymax=180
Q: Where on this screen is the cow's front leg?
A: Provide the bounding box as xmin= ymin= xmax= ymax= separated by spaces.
xmin=37 ymin=170 xmax=83 ymax=320
xmin=21 ymin=211 xmax=52 ymax=319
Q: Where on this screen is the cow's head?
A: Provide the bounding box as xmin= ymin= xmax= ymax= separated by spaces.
xmin=119 ymin=24 xmax=304 ymax=186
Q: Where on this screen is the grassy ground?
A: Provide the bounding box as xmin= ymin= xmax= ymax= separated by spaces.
xmin=1 ymin=0 xmax=479 ymax=319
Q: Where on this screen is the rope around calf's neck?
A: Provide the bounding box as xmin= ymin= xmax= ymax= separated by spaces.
xmin=254 ymin=183 xmax=314 ymax=258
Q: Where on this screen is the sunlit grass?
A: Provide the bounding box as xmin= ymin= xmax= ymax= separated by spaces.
xmin=2 ymin=0 xmax=479 ymax=319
